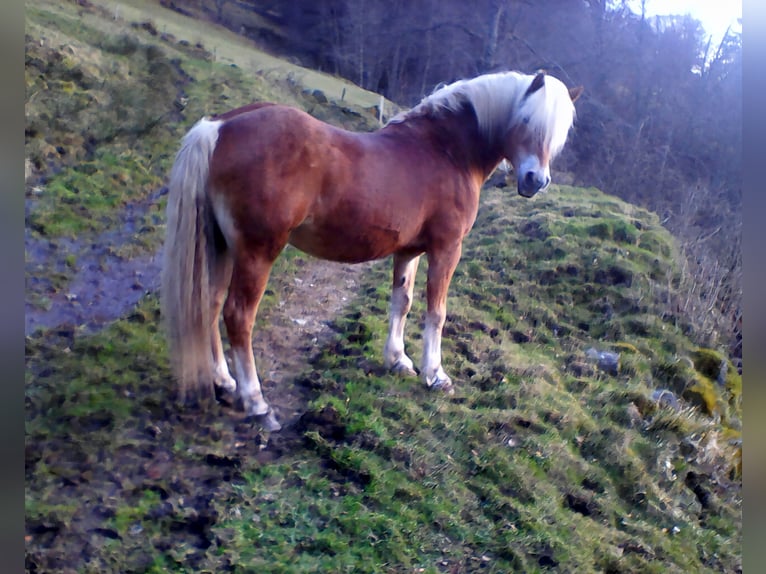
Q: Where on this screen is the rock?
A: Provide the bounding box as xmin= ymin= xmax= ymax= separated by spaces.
xmin=585 ymin=347 xmax=619 ymax=375
xmin=651 ymin=389 xmax=680 ymax=411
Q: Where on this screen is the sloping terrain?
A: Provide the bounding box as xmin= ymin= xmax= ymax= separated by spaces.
xmin=25 ymin=1 xmax=741 ymax=572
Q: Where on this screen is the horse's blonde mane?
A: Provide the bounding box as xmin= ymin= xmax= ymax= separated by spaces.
xmin=390 ymin=71 xmax=575 ymax=157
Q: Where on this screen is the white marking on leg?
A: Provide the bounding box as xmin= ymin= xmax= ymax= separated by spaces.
xmin=231 ymin=347 xmax=270 ymax=416
xmin=421 ymin=311 xmax=443 ymax=383
xmin=211 ymin=324 xmax=237 ymax=393
xmin=384 ymin=290 xmax=414 ymax=372
xmin=213 ymin=355 xmax=237 ymax=393
xmin=421 ymin=310 xmax=453 ymax=393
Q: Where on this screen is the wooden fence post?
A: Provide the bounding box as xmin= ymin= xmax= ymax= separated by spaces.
xmin=379 ymin=95 xmax=384 ymax=125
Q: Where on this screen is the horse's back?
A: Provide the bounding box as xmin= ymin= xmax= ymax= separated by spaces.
xmin=210 ymin=104 xmax=361 ymax=184
xmin=205 ymin=102 xmax=481 ymax=264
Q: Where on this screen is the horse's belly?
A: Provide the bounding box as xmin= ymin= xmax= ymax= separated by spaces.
xmin=288 ymin=222 xmax=403 ymax=264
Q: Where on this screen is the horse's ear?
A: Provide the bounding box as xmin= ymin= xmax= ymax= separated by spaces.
xmin=569 ymin=85 xmax=584 ymax=103
xmin=525 ymin=72 xmax=545 ymax=97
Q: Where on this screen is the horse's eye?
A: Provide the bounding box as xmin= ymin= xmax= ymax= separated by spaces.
xmin=523 ymin=117 xmax=530 ymax=125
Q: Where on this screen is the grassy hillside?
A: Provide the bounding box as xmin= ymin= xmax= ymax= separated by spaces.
xmin=25 ymin=1 xmax=741 ymax=572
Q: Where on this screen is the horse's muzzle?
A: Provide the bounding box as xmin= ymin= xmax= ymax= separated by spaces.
xmin=517 ymin=171 xmax=550 ymax=198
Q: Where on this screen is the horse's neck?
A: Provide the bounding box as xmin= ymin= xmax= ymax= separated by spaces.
xmin=383 ymin=108 xmax=505 ymax=180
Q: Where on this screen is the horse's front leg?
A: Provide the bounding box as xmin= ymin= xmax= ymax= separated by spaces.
xmin=422 ymin=243 xmax=462 ymax=395
xmin=223 ymin=252 xmax=282 ymax=431
xmin=383 ymin=252 xmax=421 ymax=376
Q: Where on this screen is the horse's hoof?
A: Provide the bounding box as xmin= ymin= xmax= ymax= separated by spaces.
xmin=214 ymin=383 xmax=236 ymax=406
xmin=255 ymin=408 xmax=282 ymax=432
xmin=391 ymin=361 xmax=418 ymax=378
xmin=428 ymin=376 xmax=455 ymax=396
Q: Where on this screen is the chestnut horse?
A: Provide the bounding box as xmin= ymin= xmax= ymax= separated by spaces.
xmin=161 ymin=70 xmax=582 ymax=431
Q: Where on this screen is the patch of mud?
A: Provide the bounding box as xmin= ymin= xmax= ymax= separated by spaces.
xmin=25 ymin=188 xmax=168 ymax=335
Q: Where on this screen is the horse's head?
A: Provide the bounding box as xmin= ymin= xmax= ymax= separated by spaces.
xmin=504 ymin=72 xmax=582 ymax=198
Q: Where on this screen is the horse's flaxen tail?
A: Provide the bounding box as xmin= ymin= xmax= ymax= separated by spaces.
xmin=161 ymin=118 xmax=223 ymax=404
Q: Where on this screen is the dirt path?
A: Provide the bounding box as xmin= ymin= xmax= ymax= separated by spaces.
xmin=248 ymin=255 xmax=378 ymax=427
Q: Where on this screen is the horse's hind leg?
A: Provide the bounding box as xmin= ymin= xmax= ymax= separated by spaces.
xmin=223 ymin=251 xmax=281 ymax=431
xmin=383 ymin=252 xmax=420 ymax=376
xmin=210 ymin=249 xmax=236 ymax=396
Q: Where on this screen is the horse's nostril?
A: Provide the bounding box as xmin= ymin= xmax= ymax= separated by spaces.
xmin=524 ymin=171 xmax=549 ymax=190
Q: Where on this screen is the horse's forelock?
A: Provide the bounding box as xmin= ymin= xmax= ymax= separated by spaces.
xmin=458 ymin=73 xmax=527 ymax=141
xmin=516 ymin=74 xmax=576 ymax=157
